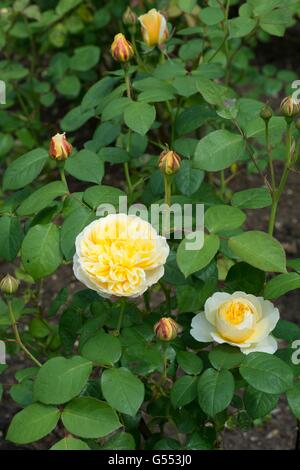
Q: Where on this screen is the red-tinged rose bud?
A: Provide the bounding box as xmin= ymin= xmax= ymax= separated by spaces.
xmin=0 ymin=274 xmax=19 ymax=295
xmin=280 ymin=96 xmax=300 ymax=118
xmin=49 ymin=133 xmax=72 ymax=161
xmin=159 ymin=149 xmax=181 ymax=176
xmin=111 ymin=33 xmax=134 ymax=62
xmin=154 ymin=317 xmax=181 ymax=341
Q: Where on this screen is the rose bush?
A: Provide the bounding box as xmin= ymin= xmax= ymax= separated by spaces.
xmin=1 ymin=0 xmax=300 ymax=451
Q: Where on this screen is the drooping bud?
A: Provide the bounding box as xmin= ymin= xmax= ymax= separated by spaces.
xmin=260 ymin=105 xmax=273 ymax=122
xmin=111 ymin=33 xmax=134 ymax=62
xmin=159 ymin=149 xmax=181 ymax=176
xmin=49 ymin=133 xmax=73 ymax=161
xmin=280 ymin=96 xmax=300 ymax=118
xmin=154 ymin=317 xmax=181 ymax=341
xmin=123 ymin=6 xmax=137 ymax=26
xmin=0 ymin=274 xmax=20 ymax=295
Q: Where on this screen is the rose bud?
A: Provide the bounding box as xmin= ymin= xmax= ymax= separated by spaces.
xmin=280 ymin=96 xmax=300 ymax=118
xmin=260 ymin=105 xmax=273 ymax=122
xmin=159 ymin=149 xmax=181 ymax=176
xmin=111 ymin=33 xmax=134 ymax=62
xmin=138 ymin=8 xmax=169 ymax=47
xmin=154 ymin=317 xmax=181 ymax=341
xmin=0 ymin=274 xmax=20 ymax=295
xmin=49 ymin=133 xmax=72 ymax=161
xmin=123 ymin=6 xmax=137 ymax=26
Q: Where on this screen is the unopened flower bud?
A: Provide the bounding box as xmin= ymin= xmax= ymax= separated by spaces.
xmin=138 ymin=9 xmax=169 ymax=47
xmin=154 ymin=317 xmax=181 ymax=341
xmin=111 ymin=33 xmax=134 ymax=62
xmin=49 ymin=133 xmax=72 ymax=161
xmin=159 ymin=149 xmax=181 ymax=176
xmin=260 ymin=105 xmax=273 ymax=122
xmin=0 ymin=274 xmax=19 ymax=295
xmin=280 ymin=96 xmax=300 ymax=118
xmin=123 ymin=6 xmax=137 ymax=26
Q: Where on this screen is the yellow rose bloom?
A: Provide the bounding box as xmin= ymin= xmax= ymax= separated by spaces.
xmin=190 ymin=291 xmax=279 ymax=354
xmin=73 ymin=214 xmax=169 ymax=298
xmin=138 ymin=8 xmax=169 ymax=47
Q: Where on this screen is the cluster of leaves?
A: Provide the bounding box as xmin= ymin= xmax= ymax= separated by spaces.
xmin=1 ymin=0 xmax=300 ymax=451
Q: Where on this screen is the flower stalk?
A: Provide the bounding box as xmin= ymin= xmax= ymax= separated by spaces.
xmin=7 ymin=300 xmax=42 ymax=368
xmin=268 ymin=121 xmax=292 ymax=235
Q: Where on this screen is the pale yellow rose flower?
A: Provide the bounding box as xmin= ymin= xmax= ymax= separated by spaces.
xmin=190 ymin=291 xmax=279 ymax=354
xmin=73 ymin=214 xmax=169 ymax=298
xmin=138 ymin=8 xmax=169 ymax=47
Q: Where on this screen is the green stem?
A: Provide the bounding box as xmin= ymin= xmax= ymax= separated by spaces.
xmin=123 ymin=64 xmax=132 ymax=100
xmin=116 ymin=300 xmax=126 ymax=335
xmin=7 ymin=300 xmax=42 ymax=367
xmin=162 ymin=343 xmax=169 ymax=381
xmin=233 ymin=119 xmax=272 ymax=192
xmin=59 ymin=165 xmax=69 ymax=191
xmin=131 ymin=33 xmax=145 ymax=70
xmin=220 ymin=170 xmax=226 ymax=198
xmin=268 ymin=121 xmax=292 ymax=236
xmin=124 ymin=161 xmax=134 ymax=198
xmin=265 ymin=121 xmax=276 ymax=191
xmin=123 ymin=66 xmax=134 ymax=199
xmin=268 ymin=198 xmax=278 ymax=236
xmin=164 ymin=175 xmax=171 ymax=207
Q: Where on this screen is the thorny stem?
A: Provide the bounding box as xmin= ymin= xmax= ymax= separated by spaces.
xmin=7 ymin=300 xmax=42 ymax=368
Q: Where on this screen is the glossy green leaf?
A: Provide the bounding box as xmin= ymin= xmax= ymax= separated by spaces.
xmin=124 ymin=102 xmax=156 ymax=135
xmin=81 ymin=331 xmax=122 ymax=366
xmin=177 ymin=233 xmax=220 ymax=278
xmin=51 ymin=437 xmax=90 ymax=450
xmin=34 ymin=356 xmax=92 ymax=405
xmin=239 ymin=352 xmax=294 ymax=393
xmin=205 ymin=205 xmax=246 ymax=233
xmin=62 ymin=397 xmax=121 ymax=438
xmin=7 ymin=403 xmax=60 ymax=444
xmin=171 ymin=375 xmax=198 ymax=408
xmin=17 ymin=182 xmax=67 ymax=216
xmin=21 ymin=223 xmax=63 ymax=279
xmin=198 ymin=369 xmax=235 ymax=416
xmin=0 ymin=215 xmax=22 ymax=261
xmin=3 ymin=148 xmax=48 ymax=190
xmin=194 ymin=130 xmax=245 ymax=171
xmin=101 ymin=367 xmax=144 ymax=416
